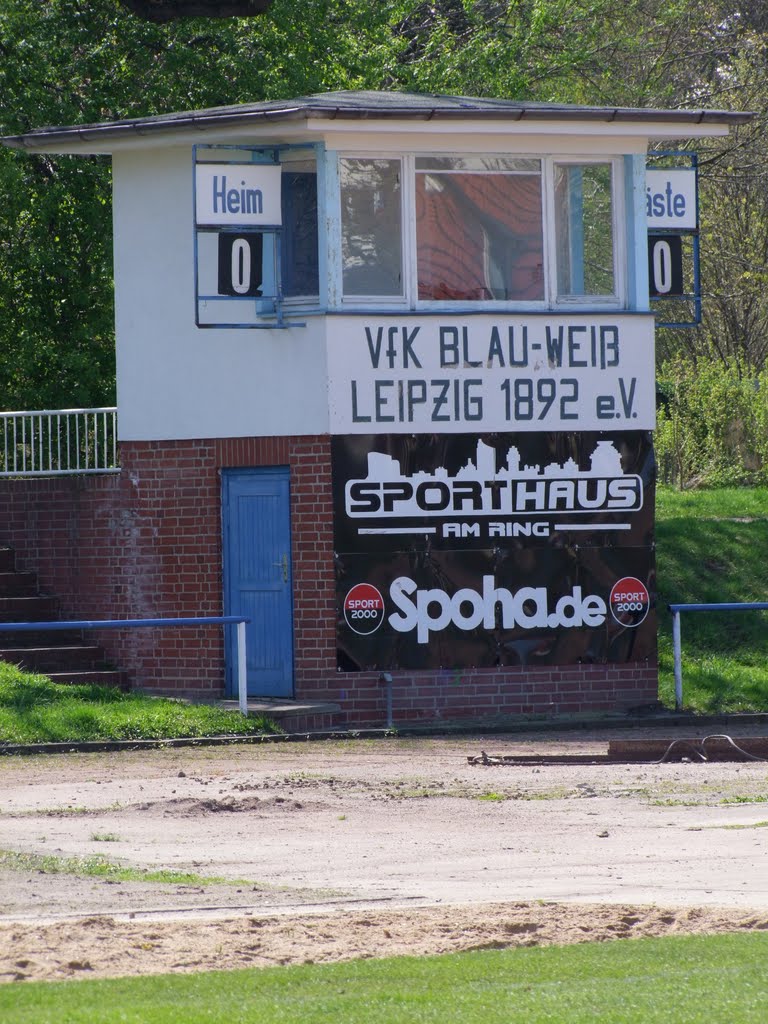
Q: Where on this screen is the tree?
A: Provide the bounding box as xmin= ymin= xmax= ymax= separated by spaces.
xmin=118 ymin=1 xmax=272 ymax=19
xmin=1 ymin=0 xmax=767 ymax=407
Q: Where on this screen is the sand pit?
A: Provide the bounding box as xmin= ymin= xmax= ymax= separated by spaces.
xmin=1 ymin=728 xmax=767 ymax=982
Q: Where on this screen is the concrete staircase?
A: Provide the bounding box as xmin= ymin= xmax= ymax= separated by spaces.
xmin=0 ymin=546 xmax=127 ymax=689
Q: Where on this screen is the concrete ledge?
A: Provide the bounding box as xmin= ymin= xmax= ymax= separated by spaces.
xmin=215 ymin=699 xmax=342 ymax=717
xmin=607 ymin=735 xmax=768 ymax=762
xmin=2 ymin=710 xmax=768 ymax=756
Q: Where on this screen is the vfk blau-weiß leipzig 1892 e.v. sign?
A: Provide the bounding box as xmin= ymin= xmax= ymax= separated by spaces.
xmin=326 ymin=315 xmax=655 ymax=435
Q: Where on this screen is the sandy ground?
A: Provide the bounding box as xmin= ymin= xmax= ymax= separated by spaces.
xmin=1 ymin=727 xmax=768 ymax=982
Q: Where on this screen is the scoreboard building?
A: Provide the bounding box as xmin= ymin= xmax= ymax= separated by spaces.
xmin=0 ymin=92 xmax=749 ymax=729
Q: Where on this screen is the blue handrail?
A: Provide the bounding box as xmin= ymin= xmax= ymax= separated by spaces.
xmin=0 ymin=615 xmax=252 ymax=714
xmin=0 ymin=616 xmax=248 ymax=631
xmin=668 ymin=602 xmax=768 ymax=709
xmin=669 ymin=603 xmax=768 ymax=614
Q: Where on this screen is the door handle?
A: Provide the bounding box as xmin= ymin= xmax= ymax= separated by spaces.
xmin=272 ymin=553 xmax=288 ymax=582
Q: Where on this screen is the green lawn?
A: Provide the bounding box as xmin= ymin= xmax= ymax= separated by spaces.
xmin=0 ymin=664 xmax=279 ymax=744
xmin=2 ymin=932 xmax=766 ymax=1023
xmin=656 ymin=486 xmax=768 ymax=521
xmin=656 ymin=485 xmax=768 ymax=712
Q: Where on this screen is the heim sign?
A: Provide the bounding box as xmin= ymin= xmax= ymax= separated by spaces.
xmin=195 ymin=163 xmax=282 ymax=227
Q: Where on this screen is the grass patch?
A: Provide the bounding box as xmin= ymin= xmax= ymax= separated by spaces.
xmin=0 ymin=663 xmax=281 ymax=744
xmin=0 ymin=848 xmax=240 ymax=887
xmin=656 ymin=486 xmax=768 ymax=521
xmin=709 ymin=821 xmax=768 ymax=831
xmin=2 ymin=932 xmax=768 ymax=1023
xmin=31 ymin=805 xmax=96 ymax=816
xmin=651 ymin=791 xmax=768 ymax=808
xmin=656 ymin=486 xmax=768 ymax=713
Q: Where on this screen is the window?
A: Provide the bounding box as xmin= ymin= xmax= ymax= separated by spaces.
xmin=194 ymin=145 xmax=320 ymax=327
xmin=340 ymin=158 xmax=403 ymax=297
xmin=415 ymin=157 xmax=543 ymax=302
xmin=554 ymin=162 xmax=615 ymax=298
xmin=281 ymin=157 xmax=319 ymax=299
xmin=335 ymin=154 xmax=622 ymax=309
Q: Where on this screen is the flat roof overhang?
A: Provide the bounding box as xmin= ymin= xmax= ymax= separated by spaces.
xmin=0 ymin=91 xmax=754 ymax=156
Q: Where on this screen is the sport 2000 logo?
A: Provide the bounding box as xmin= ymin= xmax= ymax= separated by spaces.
xmin=608 ymin=576 xmax=650 ymax=628
xmin=343 ymin=575 xmax=650 ymax=643
xmin=343 ymin=583 xmax=386 ymax=635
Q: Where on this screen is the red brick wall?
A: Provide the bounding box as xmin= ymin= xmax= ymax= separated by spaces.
xmin=0 ymin=437 xmax=657 ymax=725
xmin=311 ymin=664 xmax=659 ymax=728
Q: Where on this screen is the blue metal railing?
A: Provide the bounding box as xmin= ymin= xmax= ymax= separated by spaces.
xmin=0 ymin=615 xmax=251 ymax=714
xmin=668 ymin=602 xmax=768 ymax=710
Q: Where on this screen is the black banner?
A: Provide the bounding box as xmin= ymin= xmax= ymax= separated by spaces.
xmin=333 ymin=432 xmax=655 ymax=672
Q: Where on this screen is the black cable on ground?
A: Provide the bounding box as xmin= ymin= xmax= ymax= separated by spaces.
xmin=701 ymin=734 xmax=768 ymax=762
xmin=469 ymin=734 xmax=768 ymax=766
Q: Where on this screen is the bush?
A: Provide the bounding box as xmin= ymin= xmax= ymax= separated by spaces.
xmin=655 ymin=358 xmax=768 ymax=487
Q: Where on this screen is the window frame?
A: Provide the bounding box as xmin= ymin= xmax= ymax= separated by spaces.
xmin=411 ymin=154 xmax=548 ymax=311
xmin=279 ymin=148 xmax=322 ymax=309
xmin=338 ymin=153 xmax=406 ymax=309
xmin=545 ymin=156 xmax=625 ymax=310
xmin=335 ymin=151 xmax=627 ymax=312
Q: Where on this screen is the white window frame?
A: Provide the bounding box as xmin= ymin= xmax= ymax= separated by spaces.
xmin=408 ymin=153 xmax=548 ymax=312
xmin=334 ymin=152 xmax=627 ymax=312
xmin=338 ymin=153 xmax=407 ymax=309
xmin=545 ymin=156 xmax=625 ymax=310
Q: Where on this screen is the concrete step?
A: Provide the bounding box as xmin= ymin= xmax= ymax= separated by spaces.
xmin=0 ymin=595 xmax=59 ymax=621
xmin=216 ymin=699 xmax=343 ymax=733
xmin=0 ymin=628 xmax=86 ymax=647
xmin=46 ymin=669 xmax=128 ymax=690
xmin=0 ymin=546 xmax=130 ymax=694
xmin=217 ymin=698 xmax=342 ymax=717
xmin=607 ymin=736 xmax=768 ymax=762
xmin=0 ymin=645 xmax=106 ymax=672
xmin=0 ymin=571 xmax=39 ymax=596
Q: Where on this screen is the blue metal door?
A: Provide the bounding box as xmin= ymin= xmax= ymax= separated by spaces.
xmin=222 ymin=468 xmax=293 ymax=697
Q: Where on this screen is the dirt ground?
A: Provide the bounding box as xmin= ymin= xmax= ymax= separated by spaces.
xmin=1 ymin=726 xmax=768 ymax=983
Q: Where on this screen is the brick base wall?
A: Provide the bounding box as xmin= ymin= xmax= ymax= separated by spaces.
xmin=0 ymin=437 xmax=658 ymax=726
xmin=312 ymin=664 xmax=659 ymax=730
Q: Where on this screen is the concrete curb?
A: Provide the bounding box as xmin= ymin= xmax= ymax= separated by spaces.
xmin=2 ymin=710 xmax=768 ymax=756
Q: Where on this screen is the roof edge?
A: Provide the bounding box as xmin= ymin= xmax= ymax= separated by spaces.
xmin=1 ymin=95 xmax=755 ymax=151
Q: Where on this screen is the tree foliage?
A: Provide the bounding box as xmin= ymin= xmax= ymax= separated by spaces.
xmin=117 ymin=1 xmax=273 ymax=20
xmin=656 ymin=358 xmax=768 ymax=487
xmin=0 ymin=0 xmax=766 ymax=407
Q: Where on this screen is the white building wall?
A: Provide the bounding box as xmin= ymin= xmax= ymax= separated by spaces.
xmin=112 ymin=147 xmax=329 ymax=442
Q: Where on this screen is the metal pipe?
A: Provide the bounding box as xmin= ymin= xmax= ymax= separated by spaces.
xmin=667 ymin=600 xmax=768 ymax=710
xmin=236 ymin=620 xmax=248 ymax=716
xmin=380 ymin=672 xmax=393 ymax=729
xmin=0 ymin=615 xmax=252 ymax=715
xmin=672 ymin=609 xmax=683 ymax=710
xmin=0 ymin=615 xmax=248 ymax=630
